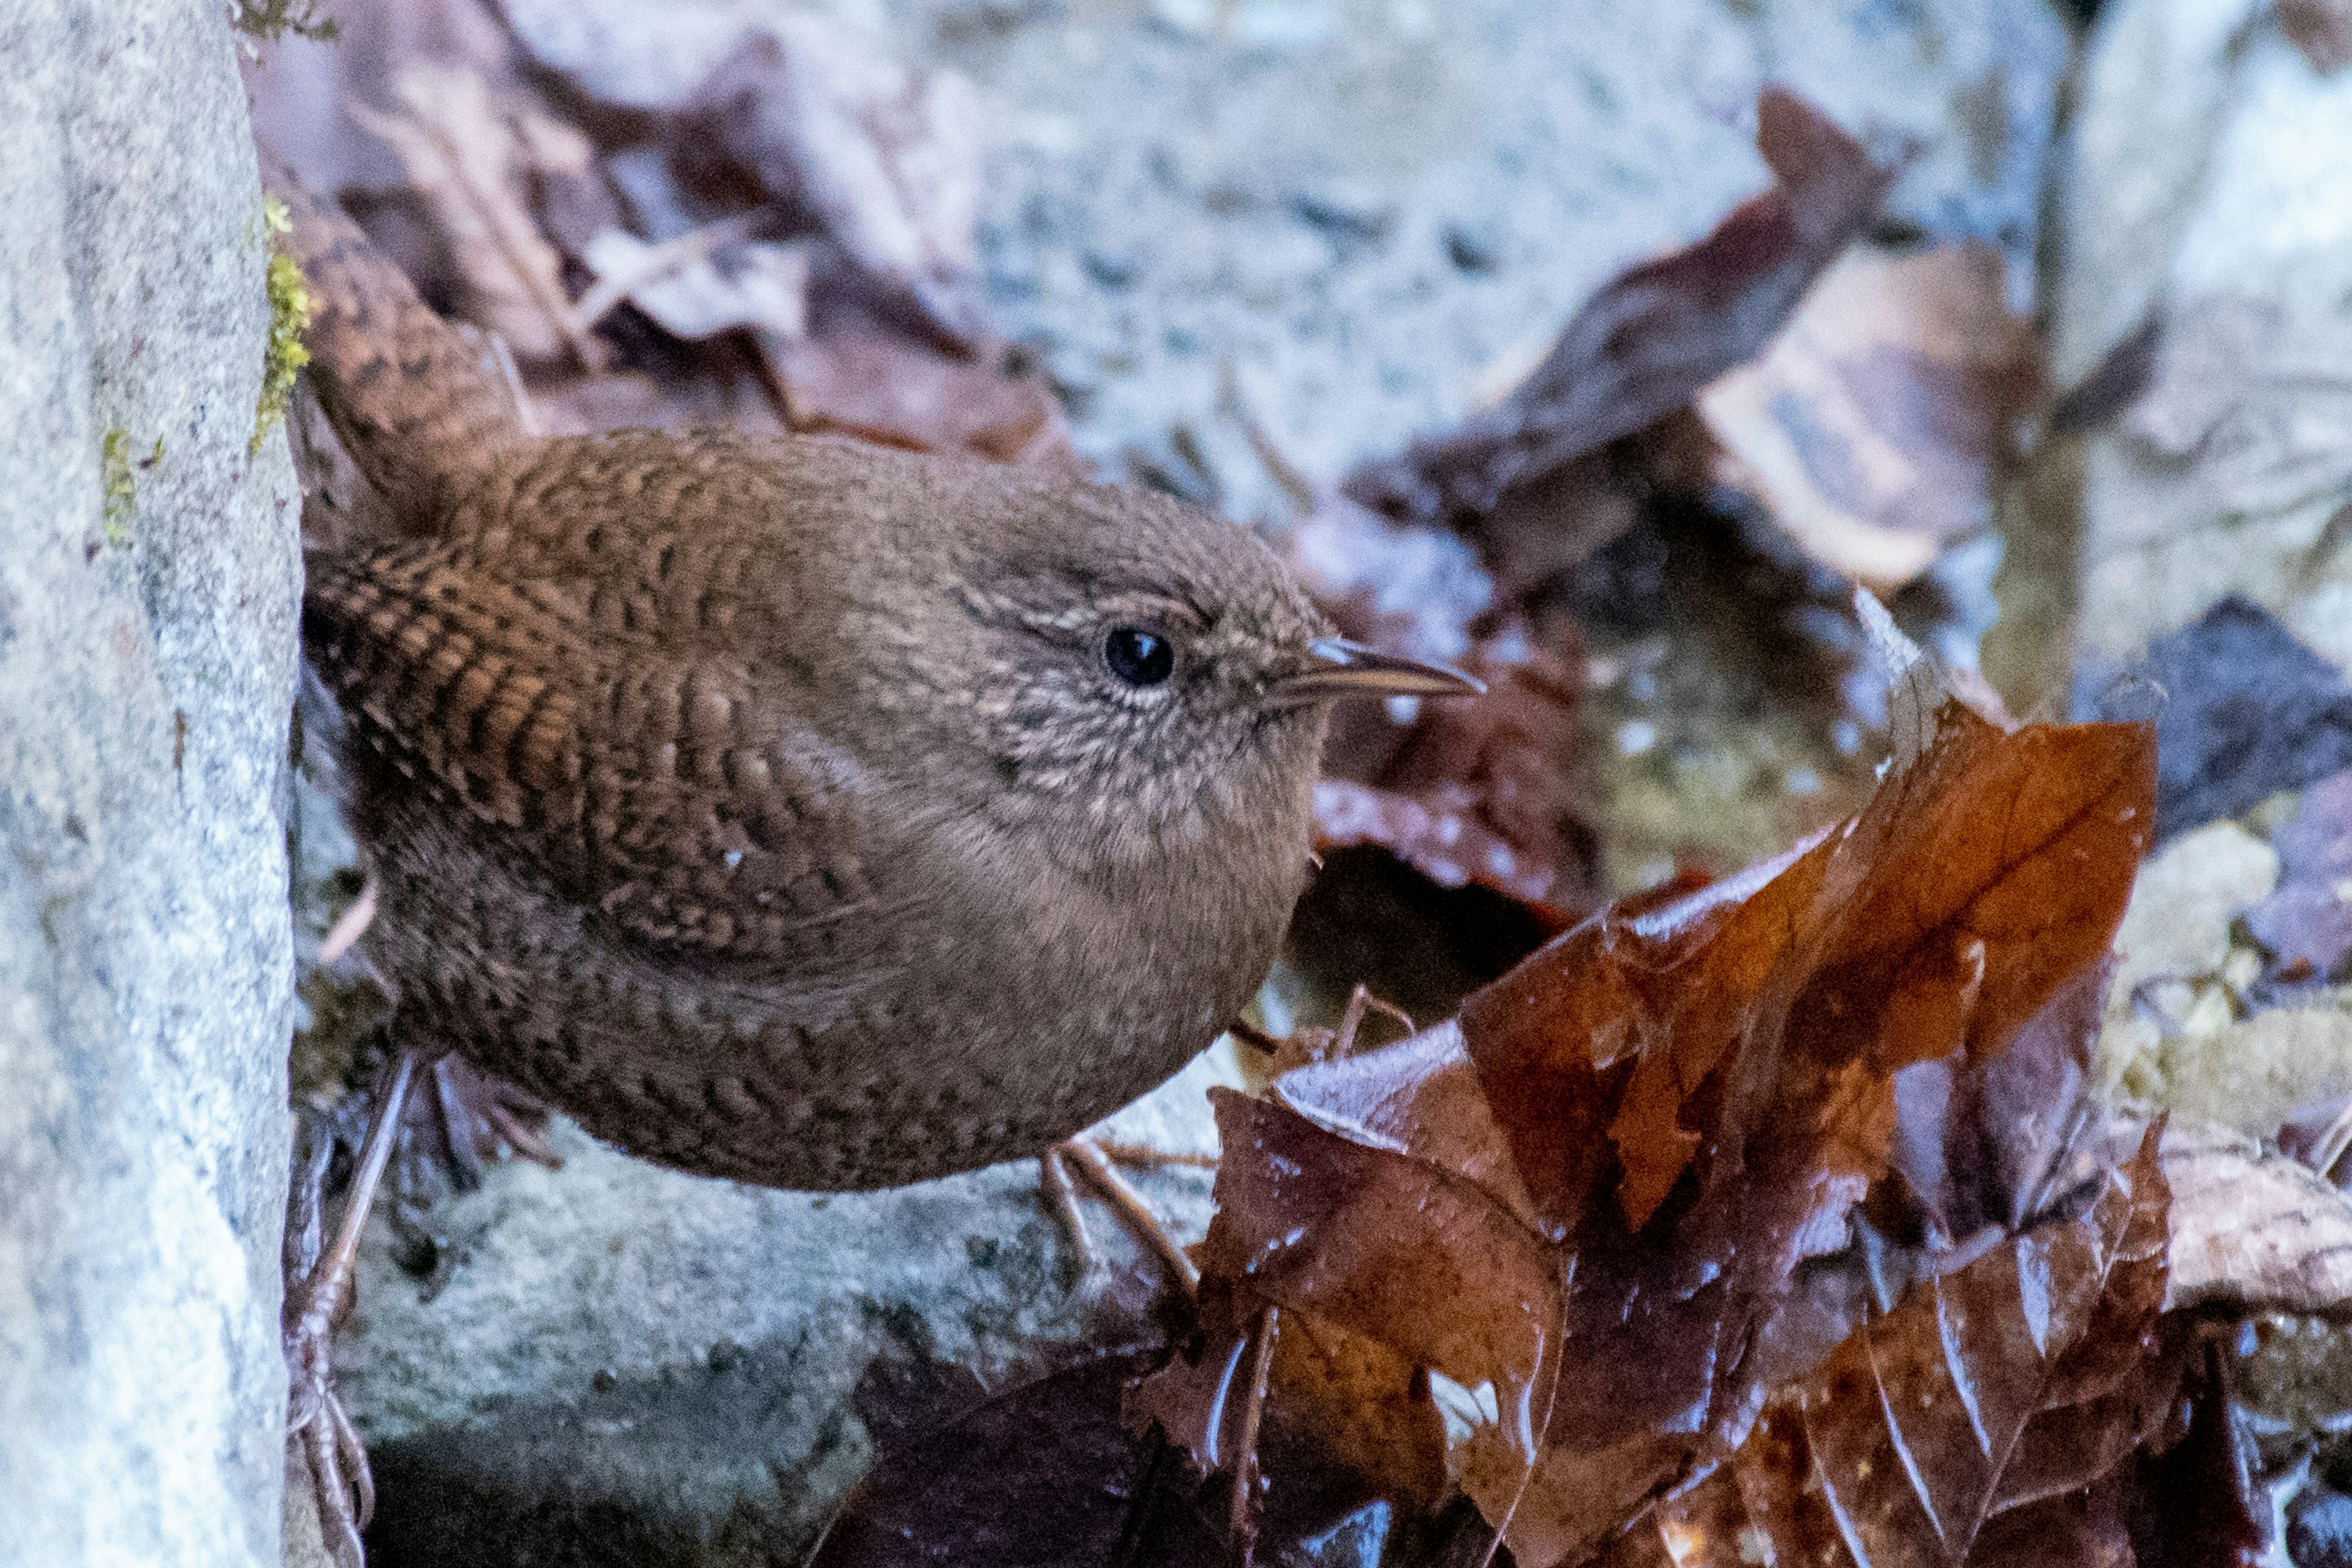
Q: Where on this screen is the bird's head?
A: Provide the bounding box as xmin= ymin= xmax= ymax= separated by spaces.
xmin=830 ymin=451 xmax=1478 ymax=888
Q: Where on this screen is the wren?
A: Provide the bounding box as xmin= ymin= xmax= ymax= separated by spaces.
xmin=276 ymin=179 xmax=1477 ymax=1562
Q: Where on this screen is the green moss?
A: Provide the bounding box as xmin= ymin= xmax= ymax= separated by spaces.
xmin=228 ymin=0 xmax=336 ymax=44
xmin=253 ymin=194 xmax=312 ymax=456
xmin=99 ymin=425 xmax=134 ymax=546
xmin=98 ymin=426 xmax=166 ymax=547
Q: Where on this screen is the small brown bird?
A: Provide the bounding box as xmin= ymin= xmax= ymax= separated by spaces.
xmin=276 ymin=184 xmax=1476 ymax=1561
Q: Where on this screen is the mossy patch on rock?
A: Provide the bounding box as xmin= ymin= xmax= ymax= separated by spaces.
xmin=254 ymin=194 xmax=312 ymax=456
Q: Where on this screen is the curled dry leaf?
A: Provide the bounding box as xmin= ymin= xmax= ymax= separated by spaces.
xmin=1298 ymin=86 xmax=1891 ymax=928
xmin=1694 ymin=242 xmax=2043 ymax=595
xmin=349 ymin=63 xmax=606 ymax=369
xmin=2158 ymin=1117 xmax=2352 ymax=1316
xmin=1599 ymin=1127 xmax=2171 ymax=1568
xmin=2246 ymin=767 xmax=2352 ymax=980
xmin=1311 ymin=634 xmax=1589 ymax=911
xmin=498 ymin=0 xmax=987 ymax=338
xmin=688 ymin=13 xmax=987 ymax=334
xmin=1344 ymin=87 xmax=1893 ymax=532
xmin=1153 ymin=694 xmax=2155 ymax=1566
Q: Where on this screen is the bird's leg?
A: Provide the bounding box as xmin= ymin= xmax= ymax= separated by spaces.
xmin=1039 ymin=992 xmax=1412 ymax=1292
xmin=285 ymin=1046 xmax=420 ymax=1568
xmin=1044 ymin=1135 xmax=1206 ymax=1293
xmin=1329 ymin=984 xmax=1414 ymax=1062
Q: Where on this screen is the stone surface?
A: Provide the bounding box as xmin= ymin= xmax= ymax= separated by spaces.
xmin=2057 ymin=0 xmax=2352 ymax=659
xmin=2115 ymin=820 xmax=2282 ymax=996
xmin=0 ymin=4 xmax=303 ymax=1566
xmin=342 ymin=1046 xmax=1235 ymax=1566
xmin=2152 ymin=1004 xmax=2352 ymax=1140
xmin=2098 ymin=817 xmax=2282 ymax=1102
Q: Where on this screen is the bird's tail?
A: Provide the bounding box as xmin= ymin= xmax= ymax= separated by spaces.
xmin=268 ymin=172 xmax=527 ymax=526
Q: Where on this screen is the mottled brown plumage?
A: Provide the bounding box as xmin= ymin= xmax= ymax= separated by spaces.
xmin=284 ymin=186 xmax=1469 ymax=1191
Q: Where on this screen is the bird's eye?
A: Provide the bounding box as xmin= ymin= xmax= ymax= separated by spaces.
xmin=1102 ymin=626 xmax=1174 ymax=687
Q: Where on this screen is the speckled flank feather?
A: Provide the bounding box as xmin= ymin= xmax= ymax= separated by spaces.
xmin=273 ymin=176 xmax=521 ymax=526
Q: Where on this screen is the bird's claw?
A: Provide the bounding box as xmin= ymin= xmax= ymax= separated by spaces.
xmin=285 ymin=1275 xmax=372 ymax=1568
xmin=1041 ymin=1134 xmax=1208 ymax=1294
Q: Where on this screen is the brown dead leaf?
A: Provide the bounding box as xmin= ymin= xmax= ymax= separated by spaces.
xmin=1694 ymin=242 xmax=2043 ymax=594
xmin=1600 ymin=1127 xmax=2171 ymax=1568
xmin=349 ymin=63 xmax=606 ymax=369
xmin=1177 ymin=692 xmax=2155 ymax=1566
xmin=1290 ymin=496 xmax=1594 ymax=920
xmin=1313 ymin=633 xmax=1589 ymax=911
xmin=1344 ymin=88 xmax=1893 ymax=532
xmin=2158 ymin=1118 xmax=2352 ymax=1316
xmin=498 ymin=0 xmax=987 ymax=341
xmin=687 ymin=13 xmax=986 ymax=331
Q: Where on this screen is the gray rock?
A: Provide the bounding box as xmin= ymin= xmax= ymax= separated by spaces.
xmin=2057 ymin=0 xmax=2352 ymax=658
xmin=339 ymin=1046 xmax=1236 ymax=1566
xmin=0 ymin=4 xmax=303 ymax=1567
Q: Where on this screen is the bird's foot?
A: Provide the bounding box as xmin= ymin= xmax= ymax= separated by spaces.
xmin=281 ymin=1049 xmax=423 ymax=1568
xmin=1040 ymin=1134 xmax=1213 ymax=1294
xmin=284 ymin=1264 xmax=373 ymax=1568
xmin=417 ymin=1054 xmax=557 ymax=1189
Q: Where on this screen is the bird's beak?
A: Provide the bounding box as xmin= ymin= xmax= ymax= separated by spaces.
xmin=1264 ymin=637 xmax=1486 ymax=706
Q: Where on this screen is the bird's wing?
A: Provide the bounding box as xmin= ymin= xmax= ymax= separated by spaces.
xmin=304 ymin=532 xmax=885 ymax=970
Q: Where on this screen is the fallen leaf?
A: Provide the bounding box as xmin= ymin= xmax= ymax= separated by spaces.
xmin=499 ymin=0 xmax=987 ymax=341
xmin=2247 ymin=768 xmax=2352 ymax=980
xmin=1313 ymin=634 xmax=1589 ymax=911
xmin=811 ymin=1349 xmax=1223 ymax=1568
xmin=2158 ymin=1118 xmax=2352 ymax=1316
xmin=1599 ymin=1126 xmax=2171 ymax=1568
xmin=1889 ymin=958 xmax=2111 ymax=1249
xmin=1183 ymin=689 xmax=2155 ymax=1566
xmin=2124 ymin=1332 xmax=2270 ymax=1568
xmin=1694 ymin=242 xmax=2043 ymax=595
xmin=1344 ymin=88 xmax=1893 ymax=532
xmin=1289 ymin=496 xmax=1594 ymax=925
xmin=2073 ymin=595 xmax=2352 ymax=843
xmin=578 ymin=224 xmax=810 ymax=345
xmin=348 ymin=63 xmax=607 ymax=369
